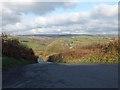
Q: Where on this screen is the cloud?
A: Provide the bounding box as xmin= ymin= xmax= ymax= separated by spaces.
xmin=34 ymin=11 xmax=90 ymax=27
xmin=2 ymin=2 xmax=78 ymax=25
xmin=31 ymin=3 xmax=118 ymax=34
xmin=2 ymin=2 xmax=118 ymax=35
xmin=2 ymin=6 xmax=21 ymax=25
xmin=93 ymin=4 xmax=117 ymax=16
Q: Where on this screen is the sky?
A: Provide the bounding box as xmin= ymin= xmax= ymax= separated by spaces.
xmin=1 ymin=0 xmax=119 ymax=35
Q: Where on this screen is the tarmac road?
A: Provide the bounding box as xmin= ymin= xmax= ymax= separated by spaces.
xmin=2 ymin=63 xmax=118 ymax=88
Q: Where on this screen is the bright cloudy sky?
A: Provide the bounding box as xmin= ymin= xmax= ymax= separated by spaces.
xmin=1 ymin=0 xmax=119 ymax=35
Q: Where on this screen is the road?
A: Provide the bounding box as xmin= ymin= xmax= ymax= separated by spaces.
xmin=2 ymin=63 xmax=118 ymax=88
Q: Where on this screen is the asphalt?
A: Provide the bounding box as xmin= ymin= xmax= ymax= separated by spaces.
xmin=2 ymin=63 xmax=118 ymax=88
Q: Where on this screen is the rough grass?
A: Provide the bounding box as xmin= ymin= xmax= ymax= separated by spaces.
xmin=2 ymin=55 xmax=32 ymax=70
xmin=22 ymin=42 xmax=46 ymax=51
xmin=4 ymin=35 xmax=118 ymax=64
xmin=9 ymin=35 xmax=113 ymax=55
xmin=2 ymin=37 xmax=38 ymax=70
xmin=44 ymin=40 xmax=69 ymax=56
xmin=48 ymin=39 xmax=119 ymax=64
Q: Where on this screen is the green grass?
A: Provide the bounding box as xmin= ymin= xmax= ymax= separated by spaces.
xmin=44 ymin=39 xmax=68 ymax=56
xmin=2 ymin=55 xmax=33 ymax=70
xmin=44 ymin=36 xmax=111 ymax=56
xmin=64 ymin=36 xmax=110 ymax=47
xmin=6 ymin=35 xmax=118 ymax=64
xmin=21 ymin=42 xmax=46 ymax=51
xmin=47 ymin=38 xmax=119 ymax=64
xmin=48 ymin=53 xmax=118 ymax=64
xmin=59 ymin=54 xmax=118 ymax=64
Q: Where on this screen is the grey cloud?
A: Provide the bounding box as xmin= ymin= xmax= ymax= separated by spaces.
xmin=2 ymin=2 xmax=77 ymax=15
xmin=2 ymin=11 xmax=21 ymax=25
xmin=2 ymin=3 xmax=118 ymax=35
xmin=34 ymin=3 xmax=118 ymax=28
xmin=34 ymin=12 xmax=90 ymax=28
xmin=2 ymin=2 xmax=78 ymax=25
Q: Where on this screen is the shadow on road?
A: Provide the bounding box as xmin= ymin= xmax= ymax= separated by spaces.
xmin=2 ymin=63 xmax=118 ymax=88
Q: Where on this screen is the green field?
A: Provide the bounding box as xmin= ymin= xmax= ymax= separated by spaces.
xmin=5 ymin=34 xmax=118 ymax=64
xmin=2 ymin=55 xmax=33 ymax=70
xmin=17 ymin=35 xmax=117 ymax=53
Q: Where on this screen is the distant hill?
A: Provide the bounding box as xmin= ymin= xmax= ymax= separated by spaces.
xmin=18 ymin=34 xmax=117 ymax=38
xmin=18 ymin=34 xmax=93 ymax=37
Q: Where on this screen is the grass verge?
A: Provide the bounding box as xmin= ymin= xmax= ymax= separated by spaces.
xmin=2 ymin=55 xmax=34 ymax=71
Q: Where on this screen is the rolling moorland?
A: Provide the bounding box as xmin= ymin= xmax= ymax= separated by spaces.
xmin=1 ymin=33 xmax=119 ymax=70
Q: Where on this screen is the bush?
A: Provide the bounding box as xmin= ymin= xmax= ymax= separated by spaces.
xmin=2 ymin=39 xmax=38 ymax=62
xmin=48 ymin=50 xmax=90 ymax=63
xmin=101 ymin=39 xmax=120 ymax=54
xmin=47 ymin=39 xmax=119 ymax=64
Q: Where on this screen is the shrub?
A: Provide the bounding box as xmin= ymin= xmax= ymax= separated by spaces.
xmin=47 ymin=39 xmax=119 ymax=64
xmin=101 ymin=39 xmax=120 ymax=54
xmin=48 ymin=49 xmax=91 ymax=63
xmin=2 ymin=39 xmax=38 ymax=62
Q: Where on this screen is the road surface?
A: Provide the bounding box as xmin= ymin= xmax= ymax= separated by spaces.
xmin=3 ymin=63 xmax=118 ymax=88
